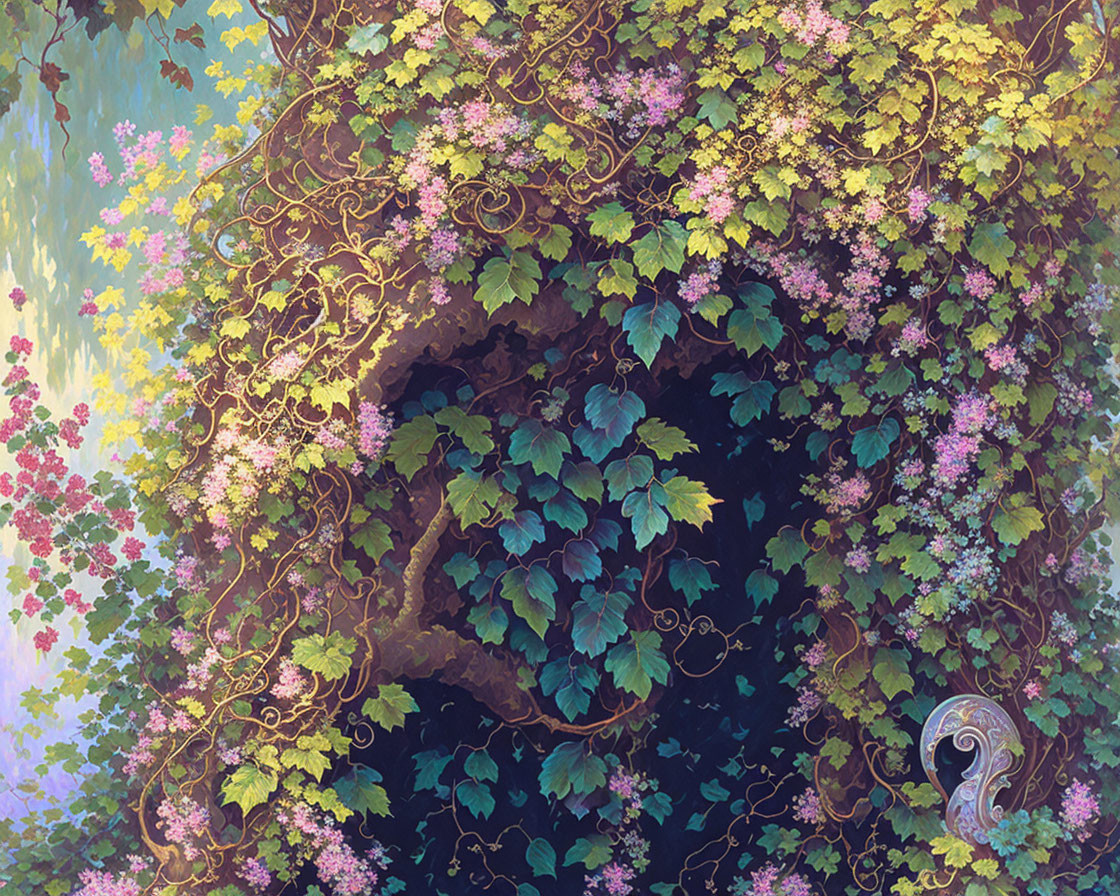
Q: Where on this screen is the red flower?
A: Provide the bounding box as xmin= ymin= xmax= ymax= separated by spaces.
xmin=33 ymin=626 xmax=59 ymax=652
xmin=122 ymin=537 xmax=144 ymax=561
xmin=22 ymin=594 xmax=43 ymax=616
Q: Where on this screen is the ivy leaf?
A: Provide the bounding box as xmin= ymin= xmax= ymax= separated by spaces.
xmin=443 ymin=552 xmax=480 ymax=588
xmin=873 ymin=647 xmax=915 ymax=700
xmin=539 ymin=742 xmax=607 ymax=798
xmin=668 ymin=556 xmax=717 ymax=605
xmin=502 ymin=567 xmax=557 ymax=638
xmin=499 ymin=510 xmax=546 ymax=555
xmin=540 ymin=659 xmax=599 ymax=721
xmin=543 ymin=488 xmax=589 ymax=533
xmin=621 ymin=482 xmax=669 ymax=549
xmin=931 ymin=835 xmax=974 ymax=869
xmin=464 ymin=749 xmax=499 ymax=783
xmin=467 ymin=602 xmax=508 ymax=644
xmin=540 ymin=224 xmax=573 ymax=262
xmin=604 ymin=455 xmax=655 ymax=501
xmin=334 ymin=764 xmax=391 ymax=817
xmin=661 ymin=476 xmax=720 ymax=528
xmin=526 ymin=838 xmax=558 ymax=879
xmin=352 ymin=519 xmax=392 ymax=563
xmin=386 ymin=415 xmax=438 ymax=481
xmin=632 ymin=221 xmax=687 ymax=281
xmin=605 ymin=630 xmax=670 ymax=700
xmin=363 ymin=683 xmax=419 ymax=731
xmin=851 ymin=417 xmax=900 ymax=468
xmin=434 ymin=406 xmax=495 ymax=455
xmin=346 ymin=22 xmax=388 ymax=56
xmin=584 ymin=384 xmax=646 ymax=445
xmin=586 ymin=202 xmax=635 ymax=244
xmin=561 ymin=538 xmax=603 ymax=582
xmin=447 ymin=470 xmax=503 ymax=529
xmin=562 ymin=461 xmax=605 ymax=504
xmin=413 ymin=750 xmax=453 ymax=791
xmin=571 ymin=588 xmax=631 ymax=656
xmin=992 ymin=503 xmax=1044 ymax=546
xmin=474 ymin=251 xmax=541 ymax=314
xmin=636 ymin=419 xmax=697 ymax=460
xmin=598 ymin=259 xmax=638 ymax=299
xmin=508 ymin=418 xmax=570 ymax=478
xmin=745 ymin=569 xmax=779 ymax=606
xmin=456 ymin=780 xmax=495 ymax=819
xmin=1026 ymin=382 xmax=1057 ymax=426
xmin=968 ymin=222 xmax=1015 ymax=276
xmin=281 ymin=733 xmax=332 ymax=781
xmin=623 ymin=302 xmax=681 ymax=368
xmin=291 ymin=632 xmax=356 ymax=680
xmin=564 ymin=835 xmax=613 ymax=870
xmin=766 ymin=529 xmax=809 ymax=574
xmin=697 ymin=88 xmax=738 ymax=128
xmin=727 ymin=284 xmax=782 ymax=355
xmin=221 ymin=765 xmax=278 ymax=815
xmin=743 ymin=491 xmax=765 ymax=529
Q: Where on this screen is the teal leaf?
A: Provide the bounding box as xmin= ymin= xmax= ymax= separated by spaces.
xmin=456 ymin=780 xmax=496 ymax=819
xmin=604 ymin=455 xmax=655 ymax=501
xmin=668 ymin=556 xmax=717 ymax=605
xmin=466 ymin=603 xmax=509 ymax=644
xmin=563 ymin=835 xmax=613 ymax=870
xmin=743 ymin=491 xmax=765 ymax=530
xmin=540 ymin=659 xmax=599 ymax=721
xmin=584 ymin=384 xmax=646 ymax=445
xmin=605 ymin=630 xmax=670 ymax=700
xmin=464 ymin=749 xmax=499 ymax=783
xmin=508 ymin=419 xmax=570 ymax=478
xmin=413 ymin=749 xmax=453 ymax=791
xmin=561 ymin=538 xmax=602 ymax=582
xmin=334 ymin=764 xmax=390 ymax=818
xmin=539 ymin=742 xmax=608 ymax=798
xmin=562 ymin=461 xmax=605 ymax=503
xmin=499 ymin=510 xmax=546 ymax=555
xmin=525 ymin=838 xmax=558 ymax=879
xmin=571 ymin=587 xmax=632 ymax=656
xmin=697 ymin=88 xmax=738 ymax=128
xmin=621 ymin=482 xmax=669 ymax=549
xmin=443 ymin=552 xmax=480 ymax=589
xmin=851 ymin=417 xmax=900 ymax=468
xmin=745 ymin=569 xmax=780 ymax=607
xmin=623 ymin=301 xmax=681 ymax=368
xmin=543 ymin=487 xmax=589 ymax=533
xmin=501 ymin=566 xmax=557 ymax=638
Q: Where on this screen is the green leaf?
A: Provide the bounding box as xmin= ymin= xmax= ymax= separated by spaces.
xmin=447 ymin=470 xmax=503 ymax=529
xmin=333 ymin=764 xmax=391 ymax=817
xmin=605 ymin=630 xmax=670 ymax=700
xmin=873 ymin=647 xmax=915 ymax=700
xmin=434 ymin=406 xmax=495 ymax=455
xmin=697 ymin=88 xmax=738 ymax=128
xmin=563 ymin=461 xmax=605 ymax=503
xmin=587 ymin=202 xmax=635 ymax=244
xmin=464 ymin=748 xmax=499 ymax=783
xmin=347 ymin=22 xmax=388 ymax=56
xmin=282 ymin=733 xmax=332 ymax=781
xmin=598 ymin=258 xmax=638 ymax=299
xmin=540 ymin=224 xmax=573 ymax=262
xmin=992 ymin=503 xmax=1044 ymax=546
xmin=745 ymin=569 xmax=779 ymax=606
xmin=291 ymin=632 xmax=356 ymax=680
xmin=623 ymin=302 xmax=681 ymax=368
xmin=632 ymin=221 xmax=687 ymax=281
xmin=539 ymin=742 xmax=608 ymax=799
xmin=474 ymin=251 xmax=542 ymax=313
xmin=221 ymin=764 xmax=278 ymax=815
xmin=526 ymin=838 xmax=558 ymax=878
xmin=467 ymin=602 xmax=508 ymax=644
xmin=386 ymin=415 xmax=439 ymax=481
xmin=353 ymin=518 xmax=393 ymax=563
xmin=851 ymin=417 xmax=900 ymax=468
xmin=668 ymin=556 xmax=717 ymax=605
xmin=456 ymin=780 xmax=495 ymax=819
xmin=1026 ymin=382 xmax=1057 ymax=426
xmin=968 ymin=222 xmax=1015 ymax=276
xmin=636 ymin=418 xmax=697 ymax=460
xmin=766 ymin=529 xmax=809 ymax=574
xmin=362 ymin=683 xmax=418 ymax=731
xmin=563 ymin=835 xmax=613 ymax=870
xmin=508 ymin=418 xmax=571 ymax=478
xmin=502 ymin=567 xmax=557 ymax=638
xmin=571 ymin=588 xmax=631 ymax=656
xmin=621 ymin=482 xmax=669 ymax=549
xmin=443 ymin=552 xmax=480 ymax=588
xmin=662 ymin=476 xmax=720 ymax=528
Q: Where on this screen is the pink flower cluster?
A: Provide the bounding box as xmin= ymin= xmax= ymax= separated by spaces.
xmin=271 ymin=657 xmax=308 ymax=700
xmin=278 ymin=803 xmax=381 ymax=896
xmin=9 ymin=286 xmax=26 ymax=309
xmin=75 ymin=869 xmax=142 ymax=896
xmin=584 ymin=862 xmax=636 ymax=896
xmin=821 ymin=470 xmax=870 ymax=514
xmin=563 ymin=62 xmax=685 ymax=139
xmin=240 ymin=857 xmax=272 ymax=891
xmin=777 ymin=1 xmax=850 ymax=50
xmin=962 ymin=266 xmax=996 ymax=300
xmin=787 ymin=685 xmax=823 ymax=725
xmin=745 ymin=863 xmax=814 ymax=896
xmin=88 ymin=152 xmax=112 ymax=187
xmin=678 ymin=261 xmax=723 ymax=307
xmin=1060 ymin=779 xmax=1100 ymax=840
xmin=793 ymin=788 xmax=825 ymax=825
xmin=907 ymin=187 xmax=932 ymax=223
xmin=357 ymin=402 xmax=393 ymax=460
xmin=932 ymin=393 xmax=992 ymax=487
xmin=689 ymin=166 xmax=735 ymax=223
xmin=156 ymin=795 xmax=210 ymax=861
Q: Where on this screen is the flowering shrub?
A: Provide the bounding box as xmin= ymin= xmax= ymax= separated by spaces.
xmin=4 ymin=0 xmax=1120 ymax=895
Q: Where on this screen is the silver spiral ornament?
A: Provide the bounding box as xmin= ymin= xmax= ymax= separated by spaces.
xmin=920 ymin=693 xmax=1022 ymax=844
